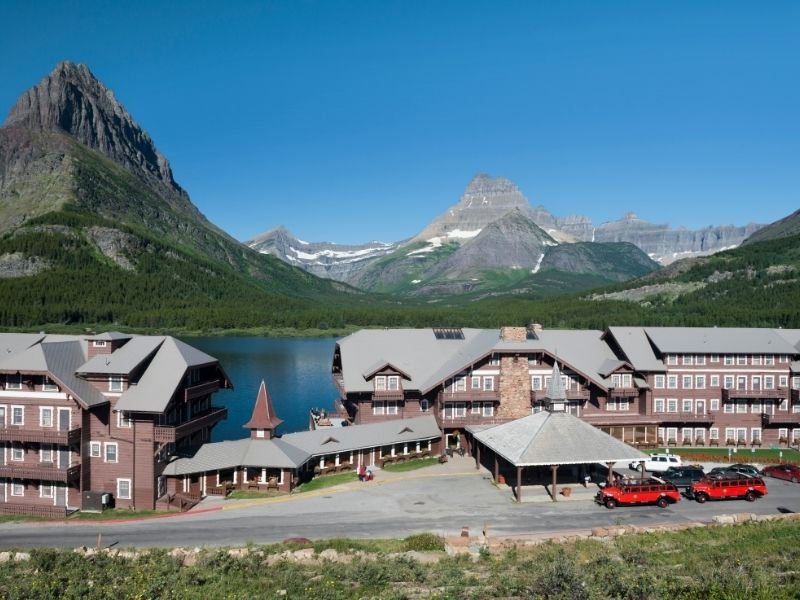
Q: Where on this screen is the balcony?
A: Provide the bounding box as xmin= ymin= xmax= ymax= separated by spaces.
xmin=580 ymin=413 xmax=660 ymax=426
xmin=0 ymin=426 xmax=81 ymax=445
xmin=435 ymin=413 xmax=513 ymax=429
xmin=657 ymin=412 xmax=716 ymax=424
xmin=761 ymin=412 xmax=800 ymax=426
xmin=0 ymin=463 xmax=80 ymax=482
xmin=438 ymin=390 xmax=500 ymax=403
xmin=184 ymin=380 xmax=220 ymax=402
xmin=531 ymin=390 xmax=590 ymax=402
xmin=722 ymin=386 xmax=788 ymax=401
xmin=372 ymin=389 xmax=405 ymax=401
xmin=607 ymin=387 xmax=639 ymax=398
xmin=154 ymin=406 xmax=227 ymax=443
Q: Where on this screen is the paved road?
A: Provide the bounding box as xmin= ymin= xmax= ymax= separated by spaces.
xmin=2 ymin=460 xmax=799 ymax=549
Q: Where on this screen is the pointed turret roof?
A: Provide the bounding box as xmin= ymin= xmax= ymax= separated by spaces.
xmin=243 ymin=380 xmax=283 ymax=434
xmin=545 ymin=361 xmax=567 ymax=401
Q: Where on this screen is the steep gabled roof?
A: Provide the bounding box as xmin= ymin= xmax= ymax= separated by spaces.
xmin=78 ymin=336 xmax=164 ymax=375
xmin=86 ymin=331 xmax=132 ymax=342
xmin=604 ymin=327 xmax=666 ymax=373
xmin=597 ymin=358 xmax=631 ymax=377
xmin=115 ymin=336 xmax=224 ymax=413
xmin=0 ymin=333 xmax=46 ymax=359
xmin=644 ymin=327 xmax=798 ymax=355
xmin=362 ymin=360 xmax=413 ymax=381
xmin=243 ymin=380 xmax=283 ymax=431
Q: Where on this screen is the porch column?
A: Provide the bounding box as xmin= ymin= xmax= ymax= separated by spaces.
xmin=551 ymin=465 xmax=559 ymax=502
xmin=606 ymin=462 xmax=616 ymax=484
xmin=475 ymin=443 xmax=481 ymax=470
xmin=516 ymin=466 xmax=522 ymax=503
xmin=494 ymin=453 xmax=499 ymax=482
xmin=639 ymin=460 xmax=646 ymax=480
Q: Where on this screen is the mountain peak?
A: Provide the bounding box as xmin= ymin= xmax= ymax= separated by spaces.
xmin=4 ymin=61 xmax=179 ymax=193
xmin=464 ymin=173 xmax=520 ymax=196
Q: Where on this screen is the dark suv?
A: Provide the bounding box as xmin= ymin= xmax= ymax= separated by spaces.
xmin=660 ymin=466 xmax=705 ymax=488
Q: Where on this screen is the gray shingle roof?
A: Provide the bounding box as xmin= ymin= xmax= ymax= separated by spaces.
xmin=163 ymin=416 xmax=441 ymax=475
xmin=604 ymin=327 xmax=666 ymax=372
xmin=115 ymin=337 xmax=220 ymax=413
xmin=0 ymin=333 xmax=46 ymax=361
xmin=469 ymin=411 xmax=648 ymax=466
xmin=644 ymin=327 xmax=798 ymax=355
xmin=78 ymin=336 xmax=164 ymax=375
xmin=86 ymin=332 xmax=132 ymax=342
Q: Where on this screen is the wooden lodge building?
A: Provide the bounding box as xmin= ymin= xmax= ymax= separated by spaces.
xmin=332 ymin=325 xmax=800 ymax=452
xmin=0 ymin=332 xmax=231 ymax=517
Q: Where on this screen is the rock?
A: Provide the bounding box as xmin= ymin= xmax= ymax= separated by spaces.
xmin=13 ymin=552 xmax=30 ymax=562
xmin=734 ymin=513 xmax=756 ymax=523
xmin=318 ymin=549 xmax=339 ymax=561
xmin=290 ymin=549 xmax=315 ymax=561
xmin=0 ymin=552 xmax=12 ymax=563
xmin=713 ymin=515 xmax=736 ymax=525
xmin=402 ymin=551 xmax=442 ymax=564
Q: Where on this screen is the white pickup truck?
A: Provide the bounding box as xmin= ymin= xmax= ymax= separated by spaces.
xmin=629 ymin=453 xmax=682 ymax=473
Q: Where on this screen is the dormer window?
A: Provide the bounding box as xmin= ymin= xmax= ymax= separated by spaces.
xmin=42 ymin=377 xmax=58 ymax=392
xmin=109 ymin=376 xmax=123 ymax=393
xmin=93 ymin=340 xmax=107 ymax=348
xmin=387 ymin=376 xmax=400 ymax=391
xmin=6 ymin=374 xmax=22 ymax=390
xmin=374 ymin=376 xmax=386 ymax=391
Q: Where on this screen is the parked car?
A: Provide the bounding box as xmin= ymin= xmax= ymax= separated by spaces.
xmin=761 ymin=464 xmax=800 ymax=483
xmin=727 ymin=463 xmax=762 ymax=478
xmin=595 ymin=478 xmax=681 ymax=509
xmin=629 ymin=453 xmax=683 ymax=473
xmin=660 ymin=466 xmax=706 ymax=488
xmin=686 ymin=474 xmax=767 ymax=503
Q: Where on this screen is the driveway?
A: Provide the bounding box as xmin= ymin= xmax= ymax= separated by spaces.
xmin=2 ymin=456 xmax=799 ymax=549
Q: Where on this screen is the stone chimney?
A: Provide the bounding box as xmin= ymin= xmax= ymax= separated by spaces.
xmin=500 ymin=327 xmax=527 ymax=342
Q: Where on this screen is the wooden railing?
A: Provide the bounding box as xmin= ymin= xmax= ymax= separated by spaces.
xmin=435 ymin=413 xmax=513 ymax=428
xmin=0 ymin=464 xmax=80 ymax=482
xmin=579 ymin=413 xmax=659 ymax=425
xmin=184 ymin=380 xmax=220 ymax=402
xmin=656 ymin=411 xmax=716 ymax=423
xmin=761 ymin=412 xmax=800 ymax=425
xmin=372 ymin=389 xmax=404 ymax=401
xmin=607 ymin=387 xmax=639 ymax=398
xmin=0 ymin=503 xmax=68 ymax=519
xmin=154 ymin=406 xmax=227 ymax=443
xmin=0 ymin=426 xmax=81 ymax=445
xmin=438 ymin=390 xmax=500 ymax=402
xmin=722 ymin=386 xmax=788 ymax=401
xmin=530 ymin=390 xmax=590 ymax=402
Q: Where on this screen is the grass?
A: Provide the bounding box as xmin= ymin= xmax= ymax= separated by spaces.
xmin=67 ymin=509 xmax=163 ymax=520
xmin=226 ymin=490 xmax=283 ymax=500
xmin=293 ymin=471 xmax=359 ymax=493
xmin=652 ymin=447 xmax=800 ymax=463
xmin=382 ymin=457 xmax=440 ymax=472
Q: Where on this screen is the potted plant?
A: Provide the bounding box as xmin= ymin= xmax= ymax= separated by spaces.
xmin=562 ymin=487 xmax=572 ymax=497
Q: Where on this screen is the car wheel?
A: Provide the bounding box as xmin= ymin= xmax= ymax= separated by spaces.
xmin=605 ymin=498 xmax=617 ymax=509
xmin=695 ymin=493 xmax=708 ymax=504
xmin=745 ymin=491 xmax=756 ymax=502
xmin=792 ymin=477 xmax=798 ymax=484
xmin=657 ymin=496 xmax=669 ymax=508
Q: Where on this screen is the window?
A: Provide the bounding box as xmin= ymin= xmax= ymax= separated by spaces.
xmin=40 ymin=407 xmax=53 ymax=427
xmin=117 ymin=478 xmax=132 ymax=500
xmin=682 ymin=375 xmax=692 ymax=389
xmin=764 ymin=356 xmax=774 ymax=366
xmin=618 ymin=398 xmax=630 ymax=411
xmin=724 ymin=375 xmax=734 ymax=389
xmin=42 ymin=377 xmax=58 ymax=392
xmin=489 ymin=356 xmax=500 ymax=366
xmin=695 ymin=375 xmax=706 ymax=389
xmin=724 ymin=401 xmax=734 ymax=414
xmin=419 ymin=399 xmax=429 ymax=412
xmin=779 ymin=428 xmax=788 ymax=440
xmin=387 ymin=376 xmax=400 ymax=391
xmin=11 ymin=405 xmax=24 ymax=425
xmin=667 ymin=398 xmax=678 ymax=413
xmin=40 ymin=483 xmax=54 ymax=498
xmin=531 ymin=376 xmax=542 ymax=391
xmin=93 ymin=340 xmax=107 ymax=347
xmin=779 ymin=375 xmax=788 ymax=387
xmin=654 ymin=398 xmax=665 ymax=413
xmin=607 ymin=399 xmax=617 ymax=411
xmin=710 ymin=399 xmax=720 ymax=411
xmin=751 ymin=428 xmax=762 ymax=442
xmin=6 ymin=374 xmax=22 ymax=390
xmin=471 ymin=376 xmax=481 ymax=390
xmin=709 ymin=428 xmax=719 ymax=441
xmin=752 ymin=355 xmax=762 ymax=366
xmin=666 ymin=354 xmax=677 ymax=365
xmin=454 ymin=402 xmax=465 ymax=417
xmin=682 ymin=355 xmax=693 ymax=365
xmin=724 ymin=355 xmax=733 ymax=365
xmin=471 ymin=403 xmax=481 ymax=415
xmin=752 ymin=376 xmax=761 ymax=391
xmin=90 ymin=441 xmax=101 ymax=458
xmin=765 ymin=376 xmax=775 ymax=390
xmin=779 ymin=354 xmax=789 ymax=363
xmin=710 ymin=375 xmax=720 ymax=387
xmin=40 ymin=444 xmax=54 ymax=463
xmin=736 ymin=355 xmax=747 ymax=365
xmin=454 ymin=377 xmax=466 ymax=392
xmin=105 ymin=442 xmax=118 ymax=463
xmin=751 ymin=400 xmax=762 ymax=414
xmin=483 ymin=376 xmax=494 ymax=392
xmin=374 ymin=376 xmax=386 ymax=391
xmin=778 ymin=397 xmax=788 ymax=411
xmin=667 ymin=375 xmax=678 ymax=389
xmin=695 ymin=355 xmax=706 ymax=366
xmin=11 ymin=482 xmax=24 ymax=496
xmin=11 ymin=443 xmax=24 ymax=461
xmin=710 ymin=354 xmax=719 ymax=363
xmin=108 ymin=376 xmax=123 ymax=393
xmin=736 ymin=400 xmax=747 ymax=413
xmin=117 ymin=411 xmax=131 ymax=428
xmin=386 ymin=401 xmax=398 ymax=415
xmin=794 ymin=377 xmax=800 ymax=390
xmin=482 ymin=402 xmax=494 ymax=417
xmin=654 ymin=375 xmax=665 ymax=389
xmin=682 ymin=399 xmax=693 ymax=413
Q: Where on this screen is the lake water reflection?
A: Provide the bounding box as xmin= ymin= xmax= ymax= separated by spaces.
xmin=180 ymin=337 xmax=339 ymax=441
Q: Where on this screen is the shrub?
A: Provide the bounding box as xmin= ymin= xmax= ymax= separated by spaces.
xmin=403 ymin=533 xmax=445 ymax=552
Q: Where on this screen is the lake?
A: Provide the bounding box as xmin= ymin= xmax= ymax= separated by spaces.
xmin=180 ymin=337 xmax=339 ymax=441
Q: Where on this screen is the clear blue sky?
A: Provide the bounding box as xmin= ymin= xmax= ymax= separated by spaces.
xmin=1 ymin=1 xmax=798 ymax=244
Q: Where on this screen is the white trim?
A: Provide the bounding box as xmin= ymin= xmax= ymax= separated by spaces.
xmin=0 ymin=391 xmax=68 ymax=400
xmin=117 ymin=478 xmax=132 ymax=500
xmin=10 ymin=405 xmax=24 ymax=426
xmin=89 ymin=441 xmax=101 ymax=458
xmin=39 ymin=406 xmax=54 ymax=428
xmin=104 ymin=442 xmax=118 ymax=463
